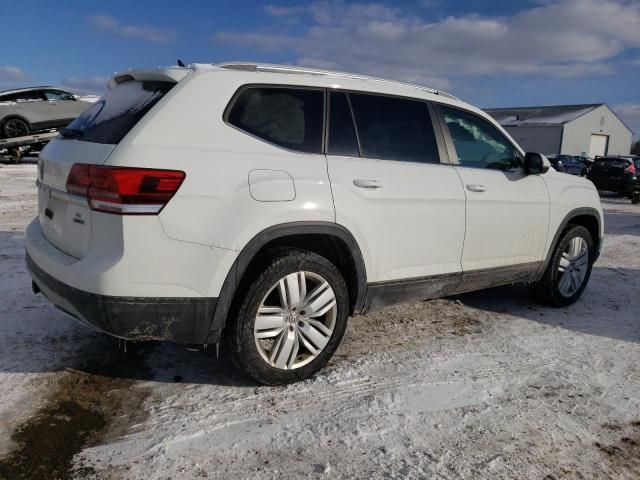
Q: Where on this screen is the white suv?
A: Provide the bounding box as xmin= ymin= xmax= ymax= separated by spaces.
xmin=26 ymin=63 xmax=603 ymax=384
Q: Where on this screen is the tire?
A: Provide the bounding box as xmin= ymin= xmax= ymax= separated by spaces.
xmin=529 ymin=225 xmax=594 ymax=307
xmin=632 ymin=193 xmax=640 ymax=205
xmin=2 ymin=118 xmax=30 ymax=138
xmin=224 ymin=249 xmax=349 ymax=385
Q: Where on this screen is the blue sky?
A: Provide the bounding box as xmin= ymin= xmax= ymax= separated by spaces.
xmin=1 ymin=0 xmax=639 ymax=135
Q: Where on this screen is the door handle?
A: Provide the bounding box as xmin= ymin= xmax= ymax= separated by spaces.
xmin=466 ymin=184 xmax=486 ymax=192
xmin=353 ymin=179 xmax=382 ymax=189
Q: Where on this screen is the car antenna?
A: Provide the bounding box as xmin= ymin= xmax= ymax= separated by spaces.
xmin=177 ymin=59 xmax=186 ymax=67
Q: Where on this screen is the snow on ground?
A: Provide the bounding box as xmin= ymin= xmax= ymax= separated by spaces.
xmin=0 ymin=163 xmax=639 ymax=479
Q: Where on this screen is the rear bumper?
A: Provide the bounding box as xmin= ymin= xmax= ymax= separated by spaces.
xmin=27 ymin=253 xmax=218 ymax=343
xmin=589 ymin=178 xmax=634 ymax=194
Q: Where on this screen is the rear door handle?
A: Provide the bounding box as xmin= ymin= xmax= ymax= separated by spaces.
xmin=466 ymin=184 xmax=486 ymax=192
xmin=353 ymin=179 xmax=382 ymax=189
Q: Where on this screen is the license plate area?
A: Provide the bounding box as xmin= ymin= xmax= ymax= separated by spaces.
xmin=37 ymin=181 xmax=92 ymax=259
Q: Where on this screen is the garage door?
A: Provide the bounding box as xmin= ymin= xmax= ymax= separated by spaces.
xmin=589 ymin=134 xmax=608 ymax=158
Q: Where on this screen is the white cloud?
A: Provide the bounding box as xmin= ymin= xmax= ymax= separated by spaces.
xmin=0 ymin=66 xmax=26 ymax=82
xmin=215 ymin=0 xmax=640 ymax=88
xmin=60 ymin=76 xmax=109 ymax=95
xmin=87 ymin=14 xmax=176 ymax=44
xmin=264 ymin=5 xmax=308 ymax=18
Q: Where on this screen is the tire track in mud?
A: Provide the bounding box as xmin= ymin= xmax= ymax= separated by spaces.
xmin=0 ymin=341 xmax=154 ymax=480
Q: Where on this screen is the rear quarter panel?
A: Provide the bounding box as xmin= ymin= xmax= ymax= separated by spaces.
xmin=103 ymin=71 xmax=337 ymax=294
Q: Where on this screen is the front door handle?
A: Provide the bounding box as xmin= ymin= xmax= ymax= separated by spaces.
xmin=353 ymin=179 xmax=382 ymax=189
xmin=466 ymin=184 xmax=486 ymax=192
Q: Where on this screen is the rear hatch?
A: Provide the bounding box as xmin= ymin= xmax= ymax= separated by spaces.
xmin=38 ymin=78 xmax=177 ymax=258
xmin=587 ymin=158 xmax=631 ymax=189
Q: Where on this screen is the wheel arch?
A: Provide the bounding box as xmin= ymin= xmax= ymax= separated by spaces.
xmin=537 ymin=207 xmax=602 ymax=279
xmin=207 ymin=222 xmax=367 ymax=343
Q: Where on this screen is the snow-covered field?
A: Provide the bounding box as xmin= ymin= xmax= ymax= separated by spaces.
xmin=1 ymin=163 xmax=639 ymax=479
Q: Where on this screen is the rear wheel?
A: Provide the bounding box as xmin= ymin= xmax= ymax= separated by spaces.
xmin=529 ymin=225 xmax=593 ymax=307
xmin=225 ymin=249 xmax=349 ymax=385
xmin=2 ymin=118 xmax=30 ymax=138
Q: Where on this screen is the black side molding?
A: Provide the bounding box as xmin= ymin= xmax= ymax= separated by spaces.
xmin=207 ymin=222 xmax=368 ymax=343
xmin=364 ymin=261 xmax=542 ymax=312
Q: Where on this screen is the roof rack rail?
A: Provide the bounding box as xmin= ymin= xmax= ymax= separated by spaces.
xmin=214 ymin=62 xmax=460 ymax=101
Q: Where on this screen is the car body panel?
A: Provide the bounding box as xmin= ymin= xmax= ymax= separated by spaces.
xmin=328 ymin=156 xmax=466 ymax=281
xmin=453 ymin=167 xmax=550 ymax=270
xmin=24 ymin=64 xmax=604 ymax=345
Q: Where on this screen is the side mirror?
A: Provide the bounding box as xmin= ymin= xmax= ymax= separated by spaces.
xmin=524 ymin=152 xmax=550 ymax=175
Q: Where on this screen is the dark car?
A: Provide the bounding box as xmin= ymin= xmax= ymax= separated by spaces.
xmin=563 ymin=156 xmax=589 ymax=176
xmin=547 ymin=154 xmax=569 ymax=172
xmin=587 ymin=156 xmax=640 ymax=204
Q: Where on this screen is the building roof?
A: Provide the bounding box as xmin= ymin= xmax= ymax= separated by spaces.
xmin=485 ymin=104 xmax=603 ymax=127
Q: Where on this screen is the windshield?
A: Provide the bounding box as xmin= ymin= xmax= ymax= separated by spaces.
xmin=66 ymin=80 xmax=174 ymax=144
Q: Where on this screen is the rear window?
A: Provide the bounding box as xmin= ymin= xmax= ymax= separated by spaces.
xmin=66 ymin=80 xmax=174 ymax=144
xmin=594 ymin=158 xmax=630 ymax=169
xmin=226 ymin=87 xmax=323 ymax=154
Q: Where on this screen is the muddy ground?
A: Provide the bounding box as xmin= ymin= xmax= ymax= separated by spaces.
xmin=0 ymin=163 xmax=639 ymax=479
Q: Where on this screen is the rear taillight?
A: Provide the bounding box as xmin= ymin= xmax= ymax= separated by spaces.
xmin=624 ymin=163 xmax=636 ymax=174
xmin=66 ymin=164 xmax=185 ymax=215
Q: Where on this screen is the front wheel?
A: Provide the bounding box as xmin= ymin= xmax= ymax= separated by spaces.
xmin=225 ymin=249 xmax=349 ymax=385
xmin=529 ymin=225 xmax=594 ymax=307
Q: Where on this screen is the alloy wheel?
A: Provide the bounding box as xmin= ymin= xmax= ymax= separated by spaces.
xmin=4 ymin=119 xmax=29 ymax=138
xmin=557 ymin=236 xmax=589 ymax=297
xmin=254 ymin=271 xmax=337 ymax=370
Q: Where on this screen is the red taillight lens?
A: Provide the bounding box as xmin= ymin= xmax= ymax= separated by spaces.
xmin=66 ymin=164 xmax=91 ymax=196
xmin=66 ymin=164 xmax=185 ymax=215
xmin=624 ymin=163 xmax=636 ymax=174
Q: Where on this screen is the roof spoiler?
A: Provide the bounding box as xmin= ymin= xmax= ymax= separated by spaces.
xmin=107 ymin=68 xmax=191 ymax=89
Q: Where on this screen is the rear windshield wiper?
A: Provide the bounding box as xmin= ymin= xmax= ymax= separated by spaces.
xmin=59 ymin=127 xmax=84 ymax=139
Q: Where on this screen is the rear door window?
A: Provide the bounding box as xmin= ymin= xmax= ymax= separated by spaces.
xmin=227 ymin=87 xmax=323 ymax=154
xmin=349 ymin=93 xmax=440 ymax=164
xmin=327 ymin=92 xmax=359 ymax=157
xmin=16 ymin=90 xmax=46 ymax=102
xmin=65 ymin=80 xmax=174 ymax=144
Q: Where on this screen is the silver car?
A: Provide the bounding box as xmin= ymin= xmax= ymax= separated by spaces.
xmin=0 ymin=87 xmax=93 ymax=138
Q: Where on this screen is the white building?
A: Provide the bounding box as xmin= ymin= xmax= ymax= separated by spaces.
xmin=485 ymin=104 xmax=633 ymax=157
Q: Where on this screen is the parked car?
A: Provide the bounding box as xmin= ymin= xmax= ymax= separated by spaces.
xmin=563 ymin=156 xmax=589 ymax=176
xmin=546 ymin=154 xmax=568 ymax=172
xmin=587 ymin=156 xmax=640 ymax=204
xmin=577 ymin=155 xmax=594 ymax=167
xmin=25 ymin=63 xmax=604 ymax=384
xmin=0 ymin=87 xmax=93 ymax=138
